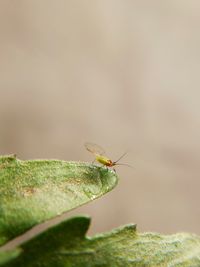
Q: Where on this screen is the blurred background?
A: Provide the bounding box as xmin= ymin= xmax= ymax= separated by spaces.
xmin=0 ymin=1 xmax=200 ymax=236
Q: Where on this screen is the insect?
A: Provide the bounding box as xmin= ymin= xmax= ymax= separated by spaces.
xmin=84 ymin=142 xmax=132 ymax=169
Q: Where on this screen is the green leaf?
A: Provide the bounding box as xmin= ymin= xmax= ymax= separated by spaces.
xmin=0 ymin=249 xmax=21 ymax=266
xmin=0 ymin=155 xmax=118 ymax=246
xmin=2 ymin=216 xmax=200 ymax=267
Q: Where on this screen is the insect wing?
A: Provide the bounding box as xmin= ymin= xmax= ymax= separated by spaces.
xmin=84 ymin=142 xmax=105 ymax=155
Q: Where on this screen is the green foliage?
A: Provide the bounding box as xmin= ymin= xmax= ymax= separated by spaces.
xmin=0 ymin=155 xmax=200 ymax=267
xmin=0 ymin=155 xmax=118 ymax=245
xmin=0 ymin=250 xmax=21 ymax=266
xmin=3 ymin=216 xmax=200 ymax=267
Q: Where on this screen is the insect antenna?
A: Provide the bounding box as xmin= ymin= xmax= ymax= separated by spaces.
xmin=113 ymin=151 xmax=128 ymax=164
xmin=113 ymin=151 xmax=134 ymax=169
xmin=114 ymin=163 xmax=134 ymax=169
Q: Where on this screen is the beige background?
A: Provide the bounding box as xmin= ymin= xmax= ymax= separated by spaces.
xmin=0 ymin=1 xmax=200 ymax=238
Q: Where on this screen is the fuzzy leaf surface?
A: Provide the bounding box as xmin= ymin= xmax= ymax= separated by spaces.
xmin=3 ymin=216 xmax=200 ymax=267
xmin=0 ymin=155 xmax=118 ymax=246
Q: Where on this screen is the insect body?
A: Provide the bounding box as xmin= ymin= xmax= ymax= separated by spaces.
xmin=95 ymin=154 xmax=113 ymax=167
xmin=85 ymin=142 xmax=131 ymax=168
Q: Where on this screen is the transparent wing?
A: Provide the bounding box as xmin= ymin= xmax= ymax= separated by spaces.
xmin=84 ymin=142 xmax=105 ymax=155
